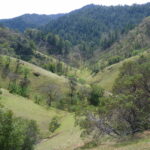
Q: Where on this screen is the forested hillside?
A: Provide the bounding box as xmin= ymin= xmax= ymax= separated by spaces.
xmin=90 ymin=16 xmax=150 ymax=73
xmin=0 ymin=27 xmax=34 ymax=60
xmin=44 ymin=3 xmax=150 ymax=48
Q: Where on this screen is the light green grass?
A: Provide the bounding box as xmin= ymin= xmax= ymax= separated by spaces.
xmin=0 ymin=89 xmax=62 ymax=136
xmin=36 ymin=114 xmax=83 ymax=150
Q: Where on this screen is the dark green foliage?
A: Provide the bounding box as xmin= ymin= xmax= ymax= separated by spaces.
xmin=12 ymin=39 xmax=34 ymax=61
xmin=21 ymin=120 xmax=39 ymax=150
xmin=100 ymin=30 xmax=119 ymax=49
xmin=0 ymin=107 xmax=39 ymax=150
xmin=49 ymin=116 xmax=61 ymax=133
xmin=19 ymin=70 xmax=30 ymax=97
xmin=43 ymin=63 xmax=56 ymax=73
xmin=44 ymin=3 xmax=150 ymax=49
xmin=56 ymin=61 xmax=63 ymax=74
xmin=25 ymin=29 xmax=71 ymax=56
xmin=0 ymin=27 xmax=34 ymax=61
xmin=89 ymin=85 xmax=104 ymax=106
xmin=68 ymin=76 xmax=77 ymax=104
xmin=8 ymin=68 xmax=30 ymax=98
xmin=112 ymin=56 xmax=150 ymax=134
xmin=108 ymin=56 xmax=122 ymax=65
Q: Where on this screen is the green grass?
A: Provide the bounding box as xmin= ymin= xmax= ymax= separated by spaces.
xmin=36 ymin=115 xmax=83 ymax=150
xmin=0 ymin=89 xmax=61 ymax=136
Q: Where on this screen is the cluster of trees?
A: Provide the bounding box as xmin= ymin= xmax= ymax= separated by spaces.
xmin=8 ymin=69 xmax=30 ymax=98
xmin=33 ymin=52 xmax=71 ymax=77
xmin=0 ymin=57 xmax=31 ymax=98
xmin=25 ymin=29 xmax=71 ymax=56
xmin=0 ymin=105 xmax=39 ymax=150
xmin=107 ymin=55 xmax=122 ymax=65
xmin=0 ymin=27 xmax=34 ymax=61
xmin=76 ymin=55 xmax=150 ymax=142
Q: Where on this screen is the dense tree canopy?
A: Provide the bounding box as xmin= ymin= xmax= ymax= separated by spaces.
xmin=44 ymin=3 xmax=150 ymax=49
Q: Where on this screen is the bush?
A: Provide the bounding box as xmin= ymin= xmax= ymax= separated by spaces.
xmin=108 ymin=56 xmax=122 ymax=65
xmin=89 ymin=84 xmax=104 ymax=106
xmin=0 ymin=107 xmax=39 ymax=150
xmin=49 ymin=116 xmax=61 ymax=133
xmin=34 ymin=95 xmax=43 ymax=104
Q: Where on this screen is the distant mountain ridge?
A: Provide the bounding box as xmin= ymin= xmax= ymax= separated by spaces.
xmin=0 ymin=13 xmax=64 ymax=31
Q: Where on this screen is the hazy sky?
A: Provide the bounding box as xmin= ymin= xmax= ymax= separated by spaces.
xmin=0 ymin=0 xmax=149 ymax=19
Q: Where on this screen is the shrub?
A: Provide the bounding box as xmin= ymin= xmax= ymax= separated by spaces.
xmin=0 ymin=107 xmax=39 ymax=150
xmin=108 ymin=56 xmax=122 ymax=65
xmin=49 ymin=116 xmax=61 ymax=133
xmin=34 ymin=95 xmax=43 ymax=104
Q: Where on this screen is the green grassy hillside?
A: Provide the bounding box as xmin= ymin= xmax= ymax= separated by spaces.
xmin=92 ymin=51 xmax=150 ymax=91
xmin=0 ymin=55 xmax=69 ymax=102
xmin=0 ymin=89 xmax=82 ymax=150
xmin=1 ymin=89 xmax=149 ymax=150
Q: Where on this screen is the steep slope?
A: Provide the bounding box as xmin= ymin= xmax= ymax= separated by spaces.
xmin=88 ymin=16 xmax=150 ymax=74
xmin=98 ymin=16 xmax=150 ymax=62
xmin=0 ymin=14 xmax=64 ymax=32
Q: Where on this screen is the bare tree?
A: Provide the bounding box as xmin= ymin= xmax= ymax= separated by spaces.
xmin=41 ymin=84 xmax=60 ymax=106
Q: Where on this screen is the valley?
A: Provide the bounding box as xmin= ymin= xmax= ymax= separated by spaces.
xmin=0 ymin=2 xmax=150 ymax=150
